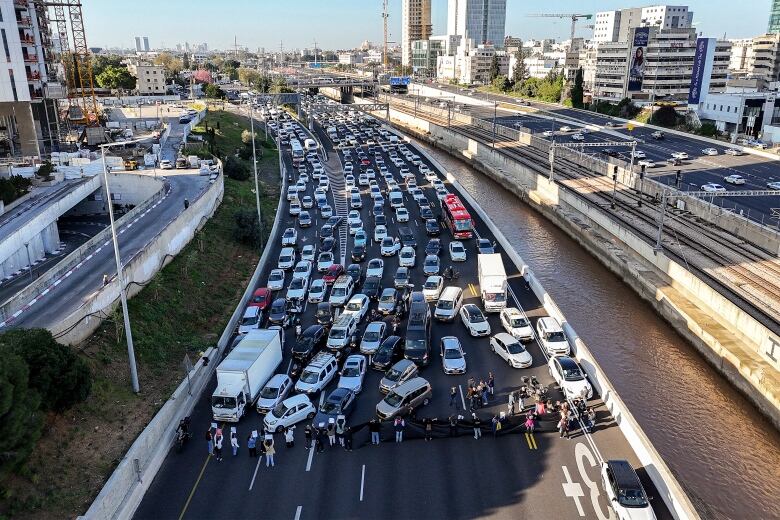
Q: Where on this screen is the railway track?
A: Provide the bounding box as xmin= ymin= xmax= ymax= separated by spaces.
xmin=388 ymin=100 xmax=780 ymax=332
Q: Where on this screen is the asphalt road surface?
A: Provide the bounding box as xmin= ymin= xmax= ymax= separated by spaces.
xmin=135 ymin=99 xmax=672 ymax=520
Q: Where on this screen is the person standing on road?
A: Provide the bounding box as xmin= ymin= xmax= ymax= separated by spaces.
xmin=472 ymin=413 xmax=482 ymax=439
xmin=247 ymin=434 xmax=257 ymax=457
xmin=449 ymin=386 xmax=458 ymax=408
xmin=214 ymin=432 xmax=224 ymax=462
xmin=316 ymin=424 xmax=326 ymax=453
xmin=369 ymin=419 xmax=381 ymax=445
xmin=394 ymin=417 xmax=405 ymax=443
xmin=304 ymin=424 xmax=313 ymax=450
xmin=327 ymin=418 xmax=337 ymax=447
xmin=508 ymin=392 xmax=515 ymax=416
xmin=265 ymin=439 xmax=276 ymax=467
xmin=487 ymin=372 xmax=495 ymax=397
xmin=344 ymin=426 xmax=353 ymax=451
xmin=480 ymin=381 xmax=489 ymax=406
xmin=525 ymin=411 xmax=536 ymax=432
xmin=231 ymin=431 xmax=239 ymax=456
xmin=205 ymin=429 xmax=213 ymax=456
xmin=558 ymin=413 xmax=570 ymax=440
xmin=336 ymin=415 xmax=346 ymax=447
xmin=586 ymin=407 xmax=596 ymax=433
xmin=284 ymin=426 xmax=295 ymax=448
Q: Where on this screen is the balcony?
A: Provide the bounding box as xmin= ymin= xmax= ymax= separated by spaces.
xmin=16 ymin=16 xmax=32 ymax=27
xmin=23 ymin=54 xmax=38 ymax=63
xmin=26 ymin=70 xmax=41 ymax=82
xmin=14 ymin=0 xmax=28 ymax=6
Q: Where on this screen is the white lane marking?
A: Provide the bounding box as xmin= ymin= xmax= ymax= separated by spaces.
xmin=360 ymin=464 xmax=366 ymax=502
xmin=294 ymin=506 xmax=303 ymax=520
xmin=305 ymin=432 xmax=315 ymax=472
xmin=561 ymin=465 xmax=586 ymax=516
xmin=248 ymin=455 xmax=263 ymax=490
xmin=459 ymin=384 xmax=467 ymax=410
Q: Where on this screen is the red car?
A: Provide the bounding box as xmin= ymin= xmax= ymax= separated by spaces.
xmin=323 ymin=264 xmax=344 ymax=284
xmin=248 ymin=288 xmax=271 ymax=310
xmin=360 ymin=159 xmax=371 ymax=166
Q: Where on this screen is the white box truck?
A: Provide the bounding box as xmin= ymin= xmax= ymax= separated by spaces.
xmin=477 ymin=253 xmax=508 ymax=312
xmin=211 ymin=329 xmax=283 ymax=422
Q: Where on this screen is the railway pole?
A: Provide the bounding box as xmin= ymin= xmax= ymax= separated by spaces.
xmin=492 ymin=101 xmax=497 ymax=148
xmin=249 ymin=101 xmax=265 ymax=250
xmin=611 ymin=165 xmax=618 ymax=209
xmin=655 ymin=191 xmax=668 ymax=251
xmin=548 ymin=143 xmax=555 ymax=182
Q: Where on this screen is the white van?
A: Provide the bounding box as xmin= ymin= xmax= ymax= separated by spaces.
xmin=389 ymin=190 xmax=403 ymax=208
xmin=434 ymin=286 xmax=463 ymax=322
xmin=295 ymin=352 xmax=339 ymax=395
xmin=327 ymin=313 xmax=358 ymax=350
xmin=536 ymin=317 xmax=570 ymax=356
xmin=330 ymin=275 xmax=355 ymax=306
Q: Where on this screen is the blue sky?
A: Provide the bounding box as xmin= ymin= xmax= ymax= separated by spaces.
xmin=83 ymin=0 xmax=770 ymax=51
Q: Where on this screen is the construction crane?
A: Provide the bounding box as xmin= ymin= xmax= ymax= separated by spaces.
xmin=382 ymin=0 xmax=389 ymax=68
xmin=526 ymin=13 xmax=593 ymax=42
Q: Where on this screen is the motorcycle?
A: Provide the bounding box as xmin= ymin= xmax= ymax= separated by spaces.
xmin=443 ymin=267 xmax=460 ymax=281
xmin=175 ymin=417 xmax=192 ymax=453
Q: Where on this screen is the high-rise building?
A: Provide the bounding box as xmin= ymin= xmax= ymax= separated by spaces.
xmin=592 ymin=5 xmax=692 ymax=43
xmin=447 ymin=0 xmax=507 ymax=48
xmin=402 ymin=0 xmax=432 ymax=67
xmin=143 ymin=36 xmax=150 ymax=52
xmin=770 ymin=0 xmax=780 ymax=34
xmin=135 ymin=36 xmax=150 ymax=52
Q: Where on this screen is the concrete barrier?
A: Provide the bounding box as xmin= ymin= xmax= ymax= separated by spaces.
xmin=410 ymin=133 xmax=701 ymax=520
xmin=79 ymin=151 xmax=287 ymax=520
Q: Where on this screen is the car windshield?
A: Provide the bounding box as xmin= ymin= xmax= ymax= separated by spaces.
xmin=454 ymin=219 xmax=471 ymax=231
xmin=468 ymin=310 xmax=485 ymax=322
xmin=295 ymin=265 xmax=308 ymax=273
xmin=384 ymin=367 xmax=402 ymax=381
xmin=562 ymin=366 xmax=584 ymax=381
xmin=444 ymin=348 xmax=462 ymax=359
xmin=424 ymin=280 xmax=439 ymax=290
xmin=547 ymin=331 xmax=566 ymax=342
xmin=438 ymin=300 xmax=453 ymax=310
xmin=383 ymin=392 xmax=404 ymax=407
xmin=342 ymin=365 xmax=361 ymax=377
xmin=364 ymin=330 xmax=381 ymax=342
xmin=451 ymin=244 xmax=464 ymax=253
xmin=271 ymin=402 xmax=289 ymax=417
xmin=346 ymin=302 xmax=361 ymax=311
xmin=311 ymin=284 xmax=323 ymax=293
xmin=405 ymin=339 xmax=426 ymax=352
xmin=330 ymin=328 xmax=346 ymax=339
xmin=259 ymin=386 xmax=279 ymax=399
xmin=252 ymin=294 xmax=267 ymax=304
xmin=300 ymin=370 xmax=320 ymax=384
xmin=240 ymin=316 xmax=258 ymax=326
xmin=618 ymin=488 xmax=649 ymax=508
xmin=319 ymin=400 xmax=341 ymax=414
xmin=270 ymin=272 xmax=283 ymax=281
xmin=280 ymin=255 xmax=291 ymax=263
xmin=509 ymin=316 xmax=529 ymax=327
xmin=211 ymin=396 xmax=236 ymax=409
xmin=290 ymin=279 xmax=304 ymax=289
xmin=506 ymin=341 xmax=525 ymax=354
xmin=425 ymin=259 xmax=437 ymax=266
xmin=380 ymin=293 xmax=395 ymax=303
xmin=332 ymin=287 xmax=346 ymax=297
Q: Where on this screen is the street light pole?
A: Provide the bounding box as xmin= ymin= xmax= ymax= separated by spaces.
xmin=24 ymin=242 xmax=33 ymax=282
xmin=100 ymin=146 xmax=140 ymax=394
xmin=249 ymin=101 xmax=265 ymax=250
xmin=492 ymin=101 xmax=497 ymax=148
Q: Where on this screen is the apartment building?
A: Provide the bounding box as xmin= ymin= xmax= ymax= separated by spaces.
xmin=437 ymin=41 xmax=508 ymax=85
xmin=749 ymin=33 xmax=780 ymax=83
xmin=411 ymin=39 xmax=445 ymax=77
xmin=447 ymin=0 xmax=506 ymax=48
xmin=769 ymin=0 xmax=780 ymax=34
xmin=729 ymin=38 xmax=754 ymax=75
xmin=593 ymin=5 xmax=692 ymax=43
xmin=133 ymin=64 xmax=166 ymax=95
xmin=401 ymin=0 xmax=432 ymax=67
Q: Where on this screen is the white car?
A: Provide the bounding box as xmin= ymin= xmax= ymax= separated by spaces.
xmin=317 ymin=251 xmax=335 ymax=272
xmin=440 ymin=336 xmax=467 ymax=375
xmin=422 ymin=275 xmax=444 ymax=301
xmin=425 ymin=170 xmax=438 ymax=182
xmin=255 ymin=374 xmax=293 ymax=413
xmin=768 ymin=181 xmax=780 ymax=190
xmin=263 ymin=394 xmax=316 ymax=433
xmin=536 ymin=317 xmax=570 ymax=356
xmin=542 ymin=130 xmax=554 ymax=137
xmin=571 ymin=133 xmax=584 ymax=141
xmin=449 ymin=241 xmax=467 ymax=262
xmin=366 ymin=258 xmax=384 ymax=278
xmin=301 ymin=244 xmax=316 ymax=263
xmin=500 ymin=307 xmax=533 ymax=342
xmin=548 ymin=355 xmax=593 ymax=399
xmin=289 ymin=200 xmax=302 ymax=216
xmin=671 ymin=151 xmax=689 ymax=160
xmin=308 ymin=278 xmax=327 ymax=303
xmin=637 ymin=159 xmax=655 ymax=168
xmin=320 ymin=205 xmax=333 ymax=219
xmin=460 ymin=304 xmax=491 ymax=337
xmin=338 ymin=355 xmax=367 ymax=394
xmin=600 ymin=461 xmax=657 ymax=520
xmin=381 ymin=236 xmax=400 ymax=256
xmin=348 ymin=220 xmax=363 ymax=235
xmin=560 ymin=126 xmax=571 ymax=132
xmin=373 ymin=225 xmax=388 ymax=244
xmin=724 ymin=148 xmax=743 ymax=156
xmin=396 ymin=206 xmax=410 ymax=222
xmin=632 ymin=151 xmax=646 ymax=159
xmin=724 ymin=174 xmax=745 ymax=185
xmin=490 ymin=332 xmax=532 ymax=368
xmin=238 ymin=306 xmax=262 ymax=334
xmin=343 ymin=294 xmax=370 ymax=323
xmin=702 ymin=147 xmax=718 ymax=156
xmin=292 ymin=260 xmax=313 ymax=281
xmin=301 ymin=196 xmax=314 ymax=209
xmin=701 ymin=183 xmax=727 ymax=193
xmin=267 ymin=269 xmax=285 ymax=291
xmin=286 ymin=276 xmax=309 ymax=301
xmin=399 ymin=246 xmax=416 ymax=267
xmin=347 ymin=210 xmax=362 ymax=226
xmin=278 ymin=247 xmax=296 ymax=270
xmin=160 ymin=159 xmax=173 ymax=169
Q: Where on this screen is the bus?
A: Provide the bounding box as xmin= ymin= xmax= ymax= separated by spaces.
xmin=441 ymin=194 xmax=473 ymax=239
xmin=291 ymin=139 xmax=304 ymax=165
xmin=304 ymin=138 xmax=318 ymax=152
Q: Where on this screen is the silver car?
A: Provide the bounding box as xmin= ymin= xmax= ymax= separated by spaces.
xmin=379 ymin=359 xmax=419 ymax=393
xmin=440 ymin=336 xmax=466 ymax=374
xmin=360 ymin=321 xmax=387 ymax=355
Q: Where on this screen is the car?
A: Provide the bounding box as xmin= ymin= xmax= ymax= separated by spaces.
xmin=548 ymin=355 xmax=593 ymax=399
xmin=347 ymin=210 xmax=362 ymax=226
xmin=351 ymin=244 xmax=367 ymax=262
xmin=600 ymin=460 xmax=657 ymax=520
xmin=460 ymin=304 xmax=491 ymax=337
xmin=500 ymin=307 xmax=533 ymax=341
xmin=321 ymin=237 xmax=335 ymax=253
xmin=560 ymin=125 xmax=571 ymax=132
xmin=263 ymin=394 xmax=316 ymax=433
xmin=396 ymin=207 xmax=410 ymax=222
xmin=671 ymin=151 xmax=689 ymax=160
xmin=360 ymin=321 xmax=387 ymax=355
xmin=440 ymin=336 xmax=467 ymax=374
xmin=248 ymin=287 xmax=271 ymax=310
xmin=238 ymin=306 xmax=262 ymax=334
xmin=348 ymin=220 xmax=363 ymax=235
xmin=701 ymin=183 xmax=726 ymax=193
xmin=286 ymin=276 xmax=308 ymax=301
xmin=343 ymin=294 xmax=370 ymax=323
xmin=724 ymin=148 xmax=743 ymax=156
xmin=323 ymin=263 xmax=345 ymax=284
xmin=366 ymin=258 xmax=384 ymax=278
xmin=425 ymin=238 xmax=441 ymax=256
xmin=449 ymin=241 xmax=467 ymax=262
xmin=371 ymin=335 xmax=404 ymax=370
xmin=292 ymin=324 xmax=327 ymax=364
xmin=422 ymin=275 xmax=444 ymax=301
xmin=378 ymin=288 xmax=401 ymax=315
xmin=301 ymin=195 xmax=314 ymax=209
xmin=301 ymin=244 xmax=316 ymax=263
xmin=320 ymin=224 xmax=334 ymax=241
xmin=768 ymin=181 xmax=780 ymax=190
xmin=326 ymin=216 xmax=344 ymax=228
xmin=398 ymin=227 xmax=416 ymax=248
xmin=375 ymin=213 xmax=387 ymax=226
xmin=425 ymin=219 xmax=440 ymax=236
xmin=355 ymin=230 xmax=368 ymax=250
xmin=601 ymin=148 xmax=618 ymax=157
xmin=317 ymin=252 xmax=335 ymax=272
xmin=308 ymin=279 xmax=327 ymax=303
xmin=477 ymin=238 xmax=496 ymax=254
xmin=363 ymin=275 xmax=382 ymax=299
xmin=278 ymin=247 xmax=296 ymax=270
xmin=268 ymin=297 xmax=289 ymax=326
xmin=373 ymin=224 xmax=389 ymax=244
xmin=289 ymin=200 xmax=302 ymax=216
xmin=702 ymin=147 xmax=718 ymax=156
xmin=399 ymin=246 xmax=416 ymax=267
xmin=312 ymin=387 xmax=356 ymax=427
xmin=346 ymin=264 xmax=363 ymax=286
xmin=724 ymin=174 xmax=746 ymax=185
xmin=490 ymin=332 xmax=533 ymax=368
xmin=292 ymin=260 xmax=313 ymax=281
xmin=320 ymin=205 xmax=333 ymax=219
xmin=267 ymin=269 xmax=285 ymax=291
xmin=381 ymin=236 xmax=401 ymax=256
xmin=423 ymin=255 xmax=440 ymax=276
xmin=637 ymin=159 xmax=655 ymax=168
xmin=338 ymin=355 xmax=367 ymax=394
xmin=536 ymin=316 xmax=570 ymax=355
xmin=632 ymin=151 xmax=646 ymax=159
xmin=160 ymin=159 xmax=173 ymax=169
xmin=255 ymin=373 xmax=294 ymax=414
xmin=282 ymin=227 xmax=298 ymax=246
xmin=315 ymin=301 xmax=334 ymax=327
xmin=379 ymin=359 xmax=419 ymax=393
xmin=542 ymin=130 xmax=554 ymax=137
xmin=376 ymin=377 xmax=432 ymax=419
xmin=650 ymin=130 xmax=664 ymax=140
xmin=571 ymin=133 xmax=584 ymax=141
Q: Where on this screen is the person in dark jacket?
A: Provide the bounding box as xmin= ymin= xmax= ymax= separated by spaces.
xmin=344 ymin=426 xmax=353 ymax=451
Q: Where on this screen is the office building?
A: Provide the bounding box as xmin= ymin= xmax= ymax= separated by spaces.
xmin=437 ymin=41 xmax=508 ymax=85
xmin=729 ymin=38 xmax=754 ymax=75
xmin=402 ymin=0 xmax=432 ymax=67
xmin=134 ymin=36 xmax=150 ymax=53
xmin=770 ymin=0 xmax=780 ymax=34
xmin=447 ymin=0 xmax=507 ymax=48
xmin=694 ymin=91 xmax=780 ymax=143
xmin=412 ymin=39 xmax=445 ymax=77
xmin=592 ymin=5 xmax=693 ymax=43
xmin=749 ymin=33 xmax=780 ymax=83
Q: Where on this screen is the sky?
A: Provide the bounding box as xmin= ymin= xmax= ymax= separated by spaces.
xmin=82 ymin=0 xmax=771 ymax=51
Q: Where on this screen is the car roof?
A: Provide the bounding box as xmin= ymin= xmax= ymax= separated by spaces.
xmin=463 ymin=303 xmax=480 ymax=314
xmin=494 ymin=332 xmax=518 ymax=343
xmin=605 ymin=460 xmax=644 ymax=490
xmin=243 ymin=306 xmax=260 ymax=317
xmin=344 ymin=354 xmax=364 ymax=364
xmin=266 ymin=373 xmax=290 ymax=386
xmin=556 ymin=356 xmax=579 ymax=370
xmin=538 ymin=316 xmax=561 ymax=330
xmin=441 ymin=336 xmax=460 ymax=348
xmin=253 ymin=287 xmax=270 ymax=296
xmin=366 ymin=321 xmax=385 ymax=331
xmin=282 ymin=394 xmax=311 ymax=407
xmin=328 ymin=387 xmax=352 ymax=400
xmin=303 ymin=324 xmax=323 ymax=336
xmin=392 ymin=376 xmax=430 ymax=396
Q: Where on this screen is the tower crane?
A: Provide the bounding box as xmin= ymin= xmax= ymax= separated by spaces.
xmin=382 ymin=0 xmax=389 ymax=68
xmin=526 ymin=13 xmax=593 ymax=42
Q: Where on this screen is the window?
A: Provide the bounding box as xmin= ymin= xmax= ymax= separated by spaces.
xmin=8 ymin=68 xmax=17 ymax=101
xmin=0 ymin=29 xmax=9 ymax=61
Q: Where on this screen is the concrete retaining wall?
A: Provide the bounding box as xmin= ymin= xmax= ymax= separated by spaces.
xmin=69 ymin=172 xmax=165 ymax=216
xmin=409 ymin=133 xmax=700 ymax=520
xmin=79 ymin=151 xmax=287 ymax=520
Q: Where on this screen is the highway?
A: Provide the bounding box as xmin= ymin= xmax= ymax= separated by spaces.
xmin=135 ymin=98 xmax=672 ymax=520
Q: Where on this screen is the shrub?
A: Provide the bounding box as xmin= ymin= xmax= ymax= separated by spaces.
xmin=233 ymin=209 xmax=261 ymax=246
xmin=0 ymin=351 xmax=42 ymax=475
xmin=649 ymin=105 xmax=680 ymax=127
xmin=224 ymin=156 xmax=250 ymax=181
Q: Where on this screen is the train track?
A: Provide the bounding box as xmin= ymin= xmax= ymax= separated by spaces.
xmin=388 ymin=100 xmax=780 ymax=332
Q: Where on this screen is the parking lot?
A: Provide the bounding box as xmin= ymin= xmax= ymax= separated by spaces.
xmin=135 ymin=96 xmax=672 ymax=520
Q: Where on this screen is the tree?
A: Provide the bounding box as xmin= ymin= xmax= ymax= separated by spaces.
xmin=91 ymin=55 xmax=124 ymax=79
xmin=223 ymin=156 xmax=250 ymax=181
xmin=488 ymin=54 xmax=500 ymax=82
xmin=233 ymin=209 xmax=261 ymax=246
xmin=650 ymin=105 xmax=680 ymax=127
xmin=0 ymin=351 xmax=42 ymax=475
xmin=491 ymin=75 xmax=510 ymax=92
xmin=0 ymin=329 xmax=91 ymax=412
xmin=95 ymin=65 xmax=136 ymax=91
xmin=204 ymin=83 xmax=225 ymax=99
xmin=511 ymin=44 xmax=528 ymax=87
xmin=153 ymin=52 xmax=184 ymax=77
xmin=571 ymin=67 xmax=584 ymax=108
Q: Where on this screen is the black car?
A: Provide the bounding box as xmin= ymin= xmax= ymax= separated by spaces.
xmin=321 ymin=237 xmax=335 ymax=252
xmin=399 ymin=227 xmax=416 ymax=248
xmin=375 ymin=214 xmax=387 ymax=226
xmin=363 ymin=275 xmax=382 ymax=299
xmin=601 ymin=148 xmax=619 ymax=157
xmin=326 ymin=216 xmax=344 ymax=228
xmin=320 ymin=224 xmax=334 ymax=240
xmin=346 ymin=264 xmax=363 ymax=286
xmin=351 ymin=244 xmax=366 ymax=262
xmin=425 ymin=219 xmax=440 ymax=236
xmin=312 ymin=387 xmax=356 ymax=426
xmin=316 ymin=302 xmax=334 ymax=326
xmin=477 ymin=238 xmax=496 ymax=254
xmin=372 ymin=203 xmax=384 ymax=217
xmin=268 ymin=298 xmax=289 ymax=326
xmin=371 ymin=335 xmax=404 ymax=370
xmin=425 ymin=238 xmax=441 ymax=256
xmin=292 ymin=325 xmax=326 ymax=361
xmin=420 ymin=206 xmax=435 ymax=220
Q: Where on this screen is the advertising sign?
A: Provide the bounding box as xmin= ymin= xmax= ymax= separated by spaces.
xmin=627 ymin=27 xmax=650 ymax=92
xmin=389 ymin=76 xmax=411 ymax=86
xmin=688 ymin=38 xmax=711 ymax=105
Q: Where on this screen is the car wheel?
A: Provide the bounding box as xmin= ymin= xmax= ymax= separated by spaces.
xmin=275 ymin=425 xmax=283 ymax=433
xmin=507 ymin=357 xmax=513 ymax=367
xmin=490 ymin=343 xmax=495 ymax=352
xmin=307 ymin=411 xmax=315 ymax=419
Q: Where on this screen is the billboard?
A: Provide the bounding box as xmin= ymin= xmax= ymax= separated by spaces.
xmin=688 ymin=38 xmax=712 ymax=105
xmin=627 ymin=27 xmax=650 ymax=92
xmin=389 ymin=76 xmax=411 ymax=86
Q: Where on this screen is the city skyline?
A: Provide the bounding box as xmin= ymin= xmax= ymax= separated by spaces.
xmin=83 ymin=0 xmax=771 ymax=52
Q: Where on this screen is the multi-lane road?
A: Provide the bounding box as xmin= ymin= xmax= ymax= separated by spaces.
xmin=135 ymin=98 xmax=672 ymax=520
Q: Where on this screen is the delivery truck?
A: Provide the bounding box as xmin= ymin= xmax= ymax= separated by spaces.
xmin=211 ymin=329 xmax=283 ymax=422
xmin=477 ymin=253 xmax=508 ymax=312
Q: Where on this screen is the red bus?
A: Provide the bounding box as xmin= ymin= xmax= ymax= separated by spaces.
xmin=442 ymin=194 xmax=473 ymax=239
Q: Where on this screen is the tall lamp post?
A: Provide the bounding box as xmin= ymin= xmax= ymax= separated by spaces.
xmin=248 ymin=99 xmax=265 ymax=250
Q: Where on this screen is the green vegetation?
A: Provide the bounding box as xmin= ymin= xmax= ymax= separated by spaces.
xmin=0 ymin=175 xmax=32 ymax=205
xmin=0 ymin=109 xmax=280 ymax=519
xmin=481 ymin=68 xmax=565 ymax=104
xmin=0 ymin=350 xmax=42 ymax=478
xmin=204 ymin=83 xmax=225 ymax=99
xmin=570 ymin=68 xmax=584 ymax=109
xmin=589 ymin=98 xmax=641 ymax=119
xmin=94 ymin=65 xmax=135 ymax=91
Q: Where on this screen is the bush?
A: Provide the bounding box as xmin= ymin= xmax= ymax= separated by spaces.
xmin=696 ymin=122 xmax=718 ymax=137
xmin=0 ymin=329 xmax=91 ymax=412
xmin=233 ymin=209 xmax=261 ymax=246
xmin=0 ymin=175 xmax=32 ymax=205
xmin=224 ymin=156 xmax=250 ymax=181
xmin=649 ymin=105 xmax=680 ymax=127
xmin=491 ymin=75 xmax=511 ymax=92
xmin=0 ymin=351 xmax=42 ymax=476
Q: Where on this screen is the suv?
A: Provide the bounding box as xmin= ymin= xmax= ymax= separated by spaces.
xmin=376 ymin=377 xmax=432 ymax=420
xmin=404 ymin=301 xmax=432 ymax=366
xmin=292 ymin=324 xmax=326 ymax=362
xmin=536 ymin=316 xmax=570 ymax=355
xmin=600 ymin=460 xmax=656 ymax=520
xmin=295 ymin=352 xmax=339 ymax=395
